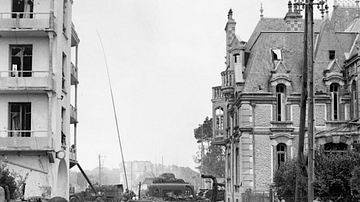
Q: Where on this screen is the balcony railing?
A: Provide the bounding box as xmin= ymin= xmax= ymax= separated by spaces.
xmin=221 ymin=70 xmax=235 ymax=94
xmin=0 ymin=12 xmax=53 ymax=30
xmin=71 ymin=62 xmax=79 ymax=85
xmin=212 ymin=86 xmax=224 ymax=100
xmin=70 ymin=104 xmax=78 ymax=124
xmin=0 ymin=130 xmax=52 ymax=151
xmin=0 ymin=70 xmax=54 ymax=91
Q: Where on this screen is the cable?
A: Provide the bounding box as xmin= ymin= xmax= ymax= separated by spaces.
xmin=96 ymin=29 xmax=129 ymax=189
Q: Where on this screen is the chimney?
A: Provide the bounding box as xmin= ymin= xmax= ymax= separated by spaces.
xmin=284 ymin=1 xmax=303 ymax=32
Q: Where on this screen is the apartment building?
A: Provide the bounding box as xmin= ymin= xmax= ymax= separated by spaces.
xmin=0 ymin=0 xmax=79 ymax=198
xmin=211 ymin=1 xmax=360 ymax=202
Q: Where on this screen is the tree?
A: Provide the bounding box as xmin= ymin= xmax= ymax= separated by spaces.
xmin=273 ymin=149 xmax=360 ymax=202
xmin=0 ymin=164 xmax=17 ymax=199
xmin=193 ymin=117 xmax=225 ymax=178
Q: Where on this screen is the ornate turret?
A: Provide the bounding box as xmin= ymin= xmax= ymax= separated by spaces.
xmin=225 ymin=9 xmax=236 ymax=66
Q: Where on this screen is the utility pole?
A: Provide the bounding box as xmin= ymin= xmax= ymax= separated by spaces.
xmin=307 ymin=1 xmax=315 ymax=200
xmin=292 ymin=1 xmax=328 ymax=202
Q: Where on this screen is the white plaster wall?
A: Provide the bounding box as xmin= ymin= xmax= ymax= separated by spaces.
xmin=0 ymin=38 xmax=49 ymax=73
xmin=3 ymin=155 xmax=51 ymax=198
xmin=0 ymin=94 xmax=48 ymax=137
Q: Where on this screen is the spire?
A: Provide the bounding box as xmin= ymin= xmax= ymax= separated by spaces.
xmin=228 ymin=8 xmax=233 ymax=20
xmin=260 ymin=3 xmax=264 ymax=18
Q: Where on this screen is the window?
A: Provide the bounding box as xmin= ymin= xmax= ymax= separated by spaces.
xmin=61 ymin=107 xmax=66 ymax=146
xmin=227 ymin=152 xmax=231 ymax=177
xmin=62 ymin=53 xmax=67 ymax=90
xmin=329 ymin=50 xmax=335 ymax=60
xmin=276 ymin=84 xmax=286 ymax=121
xmin=271 ymin=49 xmax=282 ymax=61
xmin=63 ymin=0 xmax=68 ymax=33
xmin=10 ymin=45 xmax=32 ymax=77
xmin=235 ymin=148 xmax=240 ymax=184
xmin=324 ymin=142 xmax=347 ymax=153
xmin=12 ymin=0 xmax=33 ymax=18
xmin=234 ymin=54 xmax=240 ymax=64
xmin=276 ymin=143 xmax=287 ymax=168
xmin=9 ymin=103 xmax=31 ymax=137
xmin=352 ymin=82 xmax=357 ymax=119
xmin=330 ymin=83 xmax=340 ymax=120
xmin=215 ymin=107 xmax=224 ymax=134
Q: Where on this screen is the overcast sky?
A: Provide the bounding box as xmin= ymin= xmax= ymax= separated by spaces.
xmin=71 ymin=0 xmax=335 ymax=171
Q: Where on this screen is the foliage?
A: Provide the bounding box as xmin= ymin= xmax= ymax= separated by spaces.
xmin=273 ymin=158 xmax=307 ymax=202
xmin=193 ymin=117 xmax=225 ymax=178
xmin=0 ymin=164 xmax=18 ymax=199
xmin=273 ymin=149 xmax=360 ymax=202
xmin=350 ymin=166 xmax=360 ymax=197
xmin=194 ymin=117 xmax=213 ymax=141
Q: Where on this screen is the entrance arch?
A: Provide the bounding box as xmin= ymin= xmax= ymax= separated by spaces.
xmin=56 ymin=159 xmax=68 ymax=198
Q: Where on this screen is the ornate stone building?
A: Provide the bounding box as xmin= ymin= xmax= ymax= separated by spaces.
xmin=211 ymin=1 xmax=360 ymax=201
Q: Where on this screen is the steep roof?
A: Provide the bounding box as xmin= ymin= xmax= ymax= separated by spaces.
xmin=243 ymin=32 xmax=304 ymax=93
xmin=331 ymin=6 xmax=358 ymax=31
xmin=245 ymin=17 xmax=323 ymax=52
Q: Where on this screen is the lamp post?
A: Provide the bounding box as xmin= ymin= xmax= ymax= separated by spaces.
xmin=292 ymin=0 xmax=328 ymax=202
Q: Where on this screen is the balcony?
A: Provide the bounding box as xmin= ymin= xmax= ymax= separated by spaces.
xmin=0 ymin=12 xmax=54 ymax=37
xmin=70 ymin=104 xmax=78 ymax=124
xmin=221 ymin=70 xmax=235 ymax=95
xmin=0 ymin=71 xmax=54 ymax=93
xmin=213 ymin=129 xmax=227 ymax=145
xmin=0 ymin=130 xmax=53 ymax=152
xmin=69 ymin=146 xmax=77 ymax=168
xmin=71 ymin=22 xmax=80 ymax=47
xmin=71 ymin=62 xmax=79 ymax=85
xmin=212 ymin=86 xmax=224 ymax=100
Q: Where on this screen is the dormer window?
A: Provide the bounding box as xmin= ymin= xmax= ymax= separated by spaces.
xmin=329 ymin=50 xmax=335 ymax=60
xmin=271 ymin=49 xmax=283 ymax=61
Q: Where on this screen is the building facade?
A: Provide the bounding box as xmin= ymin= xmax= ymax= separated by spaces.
xmin=211 ymin=1 xmax=360 ymax=202
xmin=0 ymin=0 xmax=79 ymax=199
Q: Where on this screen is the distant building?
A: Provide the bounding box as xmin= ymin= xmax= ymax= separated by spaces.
xmin=211 ymin=1 xmax=360 ymax=201
xmin=0 ymin=0 xmax=79 ymax=199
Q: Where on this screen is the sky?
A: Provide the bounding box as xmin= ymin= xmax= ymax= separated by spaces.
xmin=71 ymin=0 xmax=335 ymax=171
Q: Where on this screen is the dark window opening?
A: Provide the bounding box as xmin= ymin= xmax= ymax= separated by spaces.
xmin=330 ymin=83 xmax=339 ymax=120
xmin=9 ymin=103 xmax=31 ymax=137
xmin=61 ymin=108 xmax=66 ymax=146
xmin=62 ymin=53 xmax=66 ymax=90
xmin=271 ymin=49 xmax=282 ymax=61
xmin=276 ymin=143 xmax=287 ymax=168
xmin=10 ymin=45 xmax=33 ymax=77
xmin=324 ymin=142 xmax=347 ymax=153
xmin=234 ymin=54 xmax=240 ymax=64
xmin=329 ymin=50 xmax=335 ymax=60
xmin=276 ymin=84 xmax=286 ymax=121
xmin=12 ymin=0 xmax=33 ymax=18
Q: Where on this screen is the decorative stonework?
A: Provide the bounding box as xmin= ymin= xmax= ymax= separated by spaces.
xmin=270 ymin=61 xmax=292 ymax=87
xmin=323 ymin=59 xmax=345 ymax=86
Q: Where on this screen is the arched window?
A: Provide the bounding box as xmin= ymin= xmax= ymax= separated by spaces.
xmin=330 ymin=83 xmax=340 ymax=120
xmin=276 ymin=143 xmax=287 ymax=168
xmin=276 ymin=84 xmax=286 ymax=121
xmin=215 ymin=107 xmax=224 ymax=136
